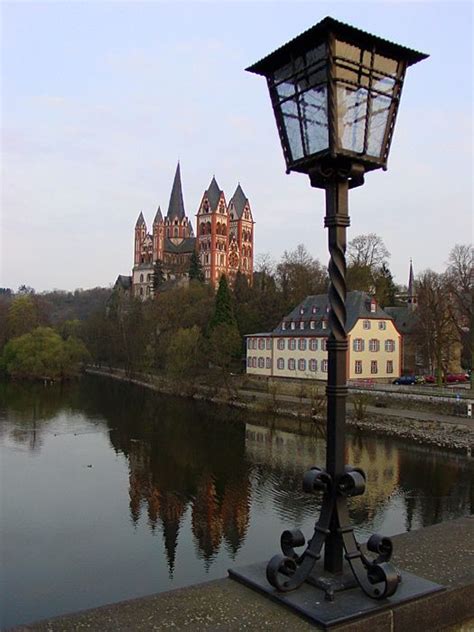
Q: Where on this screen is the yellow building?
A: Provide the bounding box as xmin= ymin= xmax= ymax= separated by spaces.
xmin=246 ymin=291 xmax=401 ymax=382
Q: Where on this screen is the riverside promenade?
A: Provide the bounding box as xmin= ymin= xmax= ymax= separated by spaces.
xmin=13 ymin=517 xmax=474 ymax=631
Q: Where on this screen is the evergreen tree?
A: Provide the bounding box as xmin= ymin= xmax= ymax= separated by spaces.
xmin=152 ymin=259 xmax=165 ymax=291
xmin=188 ymin=251 xmax=205 ymax=282
xmin=209 ymin=275 xmax=237 ymax=331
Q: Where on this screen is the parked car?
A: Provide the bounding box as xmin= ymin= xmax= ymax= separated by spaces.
xmin=424 ymin=375 xmax=435 ymax=384
xmin=392 ymin=375 xmax=417 ymax=385
xmin=445 ymin=373 xmax=468 ymax=383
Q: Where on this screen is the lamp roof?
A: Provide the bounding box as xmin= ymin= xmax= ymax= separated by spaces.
xmin=246 ymin=16 xmax=428 ymax=76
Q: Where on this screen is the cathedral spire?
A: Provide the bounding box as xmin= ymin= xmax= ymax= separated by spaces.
xmin=154 ymin=206 xmax=163 ymax=224
xmin=135 ymin=211 xmax=146 ymax=227
xmin=166 ymin=163 xmax=186 ymax=220
xmin=229 ymin=183 xmax=248 ymax=218
xmin=407 ymin=259 xmax=416 ymax=309
xmin=206 ymin=176 xmax=222 ymax=212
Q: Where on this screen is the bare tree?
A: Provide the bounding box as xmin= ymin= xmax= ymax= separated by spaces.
xmin=348 ymin=233 xmax=390 ymax=270
xmin=276 ymin=244 xmax=328 ymax=308
xmin=445 ymin=243 xmax=473 ymax=373
xmin=414 ymin=270 xmax=461 ymax=382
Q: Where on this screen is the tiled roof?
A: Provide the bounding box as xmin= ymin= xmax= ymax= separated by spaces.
xmin=271 ymin=291 xmax=393 ymax=336
xmin=114 ymin=275 xmax=132 ymax=290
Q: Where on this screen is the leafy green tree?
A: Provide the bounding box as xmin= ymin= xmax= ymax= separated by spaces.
xmin=166 ymin=326 xmax=203 ymax=378
xmin=7 ymin=295 xmax=46 ymax=338
xmin=153 ymin=259 xmax=165 ymax=291
xmin=188 ymin=251 xmax=205 ymax=283
xmin=1 ymin=327 xmax=88 ymax=380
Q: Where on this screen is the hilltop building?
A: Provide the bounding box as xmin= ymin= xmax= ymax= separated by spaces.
xmin=246 ymin=291 xmax=402 ymax=382
xmin=115 ymin=164 xmax=254 ymax=299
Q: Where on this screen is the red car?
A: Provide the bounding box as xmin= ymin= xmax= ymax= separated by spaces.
xmin=445 ymin=373 xmax=468 ymax=383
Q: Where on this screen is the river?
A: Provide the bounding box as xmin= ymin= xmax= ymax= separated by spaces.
xmin=0 ymin=376 xmax=472 ymax=629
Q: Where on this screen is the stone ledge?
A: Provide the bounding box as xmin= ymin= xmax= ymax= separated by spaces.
xmin=12 ymin=517 xmax=473 ymax=632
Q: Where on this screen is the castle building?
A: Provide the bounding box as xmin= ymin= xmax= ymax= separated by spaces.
xmin=120 ymin=164 xmax=254 ymax=299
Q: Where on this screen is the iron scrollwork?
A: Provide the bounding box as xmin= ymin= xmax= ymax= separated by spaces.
xmin=266 ymin=465 xmax=401 ymax=600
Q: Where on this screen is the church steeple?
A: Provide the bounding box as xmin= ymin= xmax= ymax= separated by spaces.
xmin=135 ymin=211 xmax=146 ymax=227
xmin=166 ymin=163 xmax=186 ymax=220
xmin=407 ymin=259 xmax=416 ymax=310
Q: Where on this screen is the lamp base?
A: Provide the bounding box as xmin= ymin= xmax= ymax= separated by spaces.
xmin=228 ymin=562 xmax=444 ymax=629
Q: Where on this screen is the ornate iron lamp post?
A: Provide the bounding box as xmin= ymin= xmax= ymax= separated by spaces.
xmin=230 ymin=17 xmax=442 ymax=626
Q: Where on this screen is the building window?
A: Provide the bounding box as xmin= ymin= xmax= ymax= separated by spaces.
xmin=258 ymin=338 xmax=265 ymax=350
xmin=312 ymin=306 xmax=318 ymax=314
xmin=300 ymin=321 xmax=304 ymax=330
xmin=355 ymin=360 xmax=362 ymax=374
xmin=378 ymin=321 xmax=386 ymax=330
xmin=288 ymin=358 xmax=296 ymax=371
xmin=369 ymin=339 xmax=380 ymax=352
xmin=258 ymin=357 xmax=265 ymax=368
xmin=386 ymin=360 xmax=394 ymax=374
xmin=247 ymin=357 xmax=252 ymax=368
xmin=289 ymin=339 xmax=296 ymax=351
xmin=298 ymin=359 xmax=307 ymax=371
xmin=147 ymin=274 xmax=152 ymax=282
xmin=140 ymin=287 xmax=144 ymax=296
xmin=266 ymin=357 xmax=271 ymax=369
xmin=363 ymin=320 xmax=371 ymax=329
xmin=322 ymin=319 xmax=328 ymax=330
xmin=298 ymin=338 xmax=307 ymax=351
xmin=252 ymin=357 xmax=257 ymax=368
xmin=371 ymin=361 xmax=378 ymax=374
xmin=266 ymin=338 xmax=272 ymax=350
xmin=353 ymin=338 xmax=364 ymax=352
xmin=309 ymin=359 xmax=317 ymax=372
xmin=385 ymin=339 xmax=395 ymax=352
xmin=322 ymin=339 xmax=327 ymax=351
xmin=140 ymin=274 xmax=144 ymax=283
xmin=370 ymin=299 xmax=376 ymax=313
xmin=291 ymin=322 xmax=295 ymax=330
xmin=321 ymin=359 xmax=328 ymax=372
xmin=277 ymin=358 xmax=284 ymax=370
xmin=247 ymin=339 xmax=252 ymax=349
xmin=146 ymin=286 xmax=150 ymax=295
xmin=277 ymin=338 xmax=285 ymax=350
xmin=300 ymin=307 xmax=305 ymax=315
xmin=252 ymin=339 xmax=257 ymax=350
xmin=310 ymin=321 xmax=315 ymax=329
xmin=282 ymin=322 xmax=286 ymax=330
xmin=310 ymin=338 xmax=318 ymax=351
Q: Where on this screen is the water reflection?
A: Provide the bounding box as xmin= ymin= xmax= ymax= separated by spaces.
xmin=1 ymin=377 xmax=473 ymax=629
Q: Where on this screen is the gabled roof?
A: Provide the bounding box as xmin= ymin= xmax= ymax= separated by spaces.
xmin=154 ymin=206 xmax=163 ymax=223
xmin=114 ymin=275 xmax=132 ymax=290
xmin=166 ymin=163 xmax=186 ymax=220
xmin=272 ymin=291 xmax=393 ymax=336
xmin=385 ymin=306 xmax=418 ymax=334
xmin=164 ymin=237 xmax=196 ymax=254
xmin=205 ymin=176 xmax=223 ymax=212
xmin=135 ymin=211 xmax=146 ymax=227
xmin=229 ymin=184 xmax=249 ymax=219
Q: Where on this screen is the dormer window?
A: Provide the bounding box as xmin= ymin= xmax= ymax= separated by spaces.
xmin=312 ymin=306 xmax=318 ymax=314
xmin=310 ymin=321 xmax=315 ymax=329
xmin=299 ymin=321 xmax=304 ymax=330
xmin=300 ymin=307 xmax=305 ymax=315
xmin=370 ymin=299 xmax=377 ymax=313
xmin=291 ymin=322 xmax=295 ymax=330
xmin=322 ymin=319 xmax=327 ymax=330
xmin=282 ymin=322 xmax=286 ymax=330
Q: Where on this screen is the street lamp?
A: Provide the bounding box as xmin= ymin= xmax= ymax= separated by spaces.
xmin=230 ymin=17 xmax=441 ymax=626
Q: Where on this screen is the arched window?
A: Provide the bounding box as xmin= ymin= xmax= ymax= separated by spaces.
xmin=140 ymin=274 xmax=144 ymax=283
xmin=174 ymin=227 xmax=179 ymax=237
xmin=140 ymin=287 xmax=144 ymax=296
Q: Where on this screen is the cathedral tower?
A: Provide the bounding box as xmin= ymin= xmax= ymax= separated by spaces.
xmin=228 ymin=184 xmax=254 ymax=286
xmin=152 ymin=206 xmax=164 ymax=262
xmin=196 ymin=177 xmax=228 ymax=285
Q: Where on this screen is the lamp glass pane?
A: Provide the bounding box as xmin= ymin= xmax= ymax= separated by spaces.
xmin=337 ymin=85 xmax=368 ymax=153
xmin=366 ymin=93 xmax=392 ymax=157
xmin=281 ymin=98 xmax=304 ymax=160
xmin=271 ymin=44 xmax=328 ymax=163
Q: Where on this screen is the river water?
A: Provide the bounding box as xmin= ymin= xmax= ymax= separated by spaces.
xmin=1 ymin=376 xmax=472 ymax=629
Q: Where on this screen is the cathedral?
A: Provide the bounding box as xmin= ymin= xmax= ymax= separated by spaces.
xmin=116 ymin=163 xmax=254 ymax=299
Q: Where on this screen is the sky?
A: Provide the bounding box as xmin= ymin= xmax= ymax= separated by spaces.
xmin=1 ymin=1 xmax=472 ymax=292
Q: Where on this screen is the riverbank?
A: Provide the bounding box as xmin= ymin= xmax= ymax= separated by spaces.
xmin=85 ymin=367 xmax=474 ymax=454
